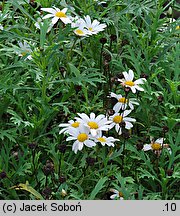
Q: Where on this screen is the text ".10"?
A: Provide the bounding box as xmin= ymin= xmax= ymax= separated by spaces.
xmin=164 ymin=203 xmax=176 ymax=211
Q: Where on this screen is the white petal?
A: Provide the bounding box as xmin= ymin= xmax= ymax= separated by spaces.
xmin=61 ymin=8 xmax=68 ymax=13
xmin=91 ymin=129 xmax=97 ymax=137
xmin=110 ymin=92 xmax=118 ymax=99
xmin=41 ymin=8 xmax=56 ymax=14
xmin=72 ymin=140 xmax=79 ymax=153
xmin=143 ymin=144 xmax=152 ymax=151
xmin=122 ymin=71 xmax=129 ymax=81
xmin=90 ymin=113 xmax=96 ymax=120
xmin=59 ymin=123 xmax=69 ymax=127
xmin=131 ymin=86 xmax=136 ymax=93
xmin=113 ymin=103 xmax=121 ymax=113
xmin=155 ymin=138 xmax=164 ymax=144
xmin=125 ymin=121 xmax=133 ymax=129
xmin=110 ymin=194 xmax=119 ymax=199
xmin=110 ymin=189 xmax=119 ymax=193
xmin=128 ymin=69 xmax=134 ymax=81
xmin=52 ymin=17 xmax=59 ymax=25
xmin=60 ymin=17 xmax=72 ymax=24
xmin=85 ymin=15 xmax=91 ymax=26
xmin=124 ymin=117 xmax=136 ymax=122
xmin=66 ymin=136 xmax=77 ymax=141
xmin=84 ymin=140 xmax=96 ymax=147
xmin=128 ymin=103 xmax=134 ymax=110
xmin=135 ymin=85 xmax=144 ymax=92
xmin=78 ymin=142 xmax=84 ymax=150
xmin=80 ymin=125 xmax=90 ymax=134
xmin=134 ymin=78 xmax=146 ymax=84
xmin=77 ymin=113 xmax=90 ymax=122
xmin=59 ymin=128 xmax=68 ymax=134
xmin=123 ymin=110 xmax=132 ymax=117
xmin=42 ymin=14 xmax=54 ymax=19
xmin=96 ymin=114 xmax=105 ymax=122
xmin=118 ymin=127 xmax=122 ymax=135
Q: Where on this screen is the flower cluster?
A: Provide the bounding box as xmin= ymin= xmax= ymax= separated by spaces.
xmin=59 ymin=70 xmax=146 ymax=153
xmin=59 ymin=113 xmax=119 ymax=154
xmin=108 ymin=69 xmax=146 ymax=135
xmin=40 ymin=6 xmax=107 ymax=36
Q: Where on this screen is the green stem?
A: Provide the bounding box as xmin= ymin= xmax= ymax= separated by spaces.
xmin=78 ymin=40 xmax=88 ymax=70
xmin=68 ymin=38 xmax=78 ymax=62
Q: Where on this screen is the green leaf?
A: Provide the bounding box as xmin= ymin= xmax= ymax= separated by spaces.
xmin=10 ymin=181 xmax=44 ymax=200
xmin=137 ymin=168 xmax=158 ymax=181
xmin=68 ymin=63 xmax=80 ymax=76
xmin=89 ymin=177 xmax=108 ymax=200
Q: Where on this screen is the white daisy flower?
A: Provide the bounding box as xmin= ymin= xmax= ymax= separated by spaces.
xmin=67 ymin=125 xmax=96 ymax=154
xmin=109 ymin=110 xmax=136 ymax=135
xmin=110 ymin=92 xmax=139 ymax=112
xmin=110 ymin=189 xmax=124 ymax=200
xmin=143 ymin=138 xmax=171 ymax=155
xmin=143 ymin=138 xmax=164 ymax=151
xmin=17 ymin=41 xmax=32 ymax=60
xmin=81 ymin=15 xmax=107 ymax=35
xmin=59 ymin=120 xmax=80 ymax=134
xmin=41 ymin=7 xmax=72 ymax=25
xmin=94 ymin=135 xmax=119 ymax=147
xmin=118 ymin=69 xmax=146 ymax=93
xmin=71 ymin=17 xmax=89 ymax=37
xmin=75 ymin=113 xmax=111 ymax=137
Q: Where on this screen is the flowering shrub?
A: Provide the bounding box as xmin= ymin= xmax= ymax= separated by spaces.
xmin=0 ymin=0 xmax=179 ymax=200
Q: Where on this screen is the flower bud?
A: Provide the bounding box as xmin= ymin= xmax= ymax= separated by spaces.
xmin=140 ymin=73 xmax=149 ymax=79
xmin=102 ymin=51 xmax=111 ymax=62
xmin=166 ymin=169 xmax=173 ymax=176
xmin=136 ymin=143 xmax=144 ymax=150
xmin=86 ymin=157 xmax=96 ymax=166
xmin=74 ymin=85 xmax=82 ymax=94
xmin=61 ymin=189 xmax=67 ymax=197
xmin=58 ymin=144 xmax=67 ymax=154
xmin=28 ymin=142 xmax=37 ymax=150
xmin=110 ymin=34 xmax=117 ymax=42
xmin=100 ymin=37 xmax=107 ymax=44
xmin=43 ymin=160 xmax=54 ymax=176
xmin=0 ymin=171 xmax=7 ymax=179
xmin=122 ymin=130 xmax=130 ymax=139
xmin=42 ymin=187 xmax=52 ymax=199
xmin=59 ymin=175 xmax=66 ymax=183
xmin=111 ymin=76 xmax=120 ymax=85
xmin=157 ymin=95 xmax=163 ymax=102
xmin=162 ymin=126 xmax=169 ymax=133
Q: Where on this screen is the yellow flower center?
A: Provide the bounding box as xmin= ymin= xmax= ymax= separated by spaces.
xmin=151 ymin=143 xmax=161 ymax=151
xmin=88 ymin=27 xmax=93 ymax=31
xmin=75 ymin=29 xmax=84 ymax=35
xmin=113 ymin=115 xmax=123 ymax=124
xmin=21 ymin=52 xmax=28 ymax=56
xmin=118 ymin=97 xmax=128 ymax=104
xmin=77 ymin=133 xmax=88 ymax=142
xmin=88 ymin=121 xmax=99 ymax=129
xmin=176 ymin=26 xmax=180 ymax=30
xmin=55 ymin=11 xmax=67 ymax=18
xmin=71 ymin=122 xmax=80 ymax=128
xmin=125 ymin=81 xmax=135 ymax=86
xmin=119 ymin=191 xmax=123 ymax=197
xmin=97 ymin=137 xmax=106 ymax=142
